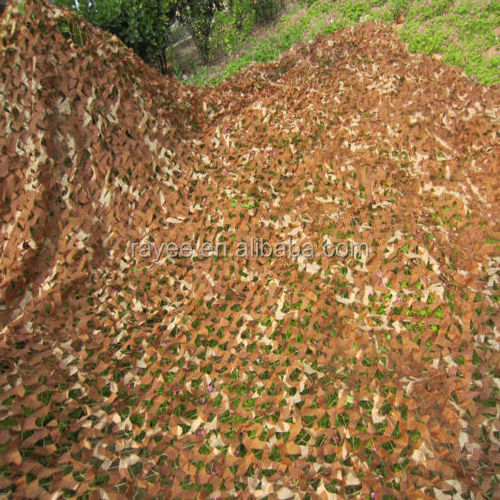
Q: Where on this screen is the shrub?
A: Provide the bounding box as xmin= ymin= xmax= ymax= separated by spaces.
xmin=252 ymin=0 xmax=284 ymax=24
xmin=212 ymin=0 xmax=256 ymax=53
xmin=55 ymin=0 xmax=225 ymax=69
xmin=55 ymin=0 xmax=177 ymax=73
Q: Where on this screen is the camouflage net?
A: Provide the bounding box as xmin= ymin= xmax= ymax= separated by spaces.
xmin=0 ymin=0 xmax=498 ymax=498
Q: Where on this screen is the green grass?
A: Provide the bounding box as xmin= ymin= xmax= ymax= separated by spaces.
xmin=185 ymin=0 xmax=499 ymax=86
xmin=400 ymin=0 xmax=499 ymax=85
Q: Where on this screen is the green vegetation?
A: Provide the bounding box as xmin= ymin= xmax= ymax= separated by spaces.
xmin=54 ymin=0 xmax=229 ymax=70
xmin=54 ymin=0 xmax=284 ymax=70
xmin=212 ymin=0 xmax=257 ymax=54
xmin=51 ymin=0 xmax=498 ymax=84
xmin=55 ymin=0 xmax=178 ymax=72
xmin=175 ymin=0 xmax=225 ymax=63
xmin=187 ymin=0 xmax=499 ymax=86
xmin=400 ymin=0 xmax=499 ymax=85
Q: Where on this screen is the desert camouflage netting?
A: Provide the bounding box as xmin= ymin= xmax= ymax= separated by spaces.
xmin=0 ymin=0 xmax=499 ymax=498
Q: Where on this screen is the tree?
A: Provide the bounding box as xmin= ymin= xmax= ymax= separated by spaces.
xmin=54 ymin=0 xmax=226 ymax=69
xmin=175 ymin=0 xmax=224 ymax=63
xmin=55 ymin=0 xmax=178 ymax=74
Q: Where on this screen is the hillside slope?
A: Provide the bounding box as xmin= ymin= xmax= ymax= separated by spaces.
xmin=0 ymin=0 xmax=498 ymax=498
